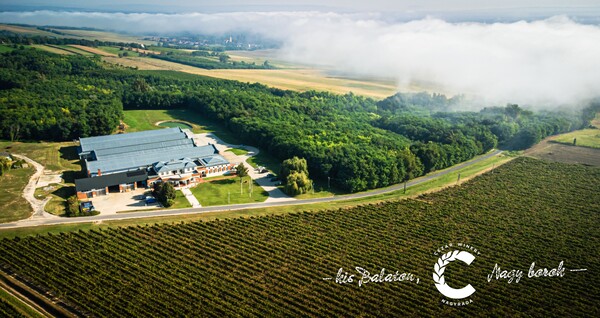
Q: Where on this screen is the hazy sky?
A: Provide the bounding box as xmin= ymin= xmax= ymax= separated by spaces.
xmin=1 ymin=1 xmax=599 ymax=107
xmin=2 ymin=0 xmax=599 ymax=16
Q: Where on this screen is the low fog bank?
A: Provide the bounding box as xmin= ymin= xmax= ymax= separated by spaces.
xmin=1 ymin=10 xmax=599 ymax=109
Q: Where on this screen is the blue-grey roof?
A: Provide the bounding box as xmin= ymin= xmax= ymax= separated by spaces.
xmin=153 ymin=158 xmax=198 ymax=173
xmin=86 ymin=144 xmax=219 ymax=175
xmin=95 ymin=138 xmax=194 ymax=158
xmin=79 ymin=128 xmax=228 ymax=176
xmin=201 ymin=155 xmax=229 ymax=167
xmin=79 ymin=128 xmax=182 ymax=153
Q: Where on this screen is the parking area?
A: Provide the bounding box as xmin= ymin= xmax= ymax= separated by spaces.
xmin=87 ymin=188 xmax=161 ymax=214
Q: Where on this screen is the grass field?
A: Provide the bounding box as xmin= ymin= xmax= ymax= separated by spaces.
xmin=0 ymin=24 xmax=59 ymax=37
xmin=226 ymin=148 xmax=249 ymax=156
xmin=69 ymin=45 xmax=116 ymax=57
xmin=0 ymin=157 xmax=597 ymax=316
xmin=0 ymin=166 xmax=34 ymax=223
xmin=190 ymin=176 xmax=269 ymax=206
xmin=102 ymin=56 xmax=399 ymax=99
xmin=552 ymin=128 xmax=600 ymax=149
xmin=31 ymin=44 xmax=74 ymax=55
xmin=172 ymin=191 xmax=192 ymax=209
xmin=0 ymin=141 xmax=80 ymax=172
xmin=122 ymin=109 xmax=242 ymax=144
xmin=0 ymin=45 xmax=15 ymax=53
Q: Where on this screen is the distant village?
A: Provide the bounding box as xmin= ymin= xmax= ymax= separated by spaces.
xmin=143 ymin=34 xmax=277 ymax=50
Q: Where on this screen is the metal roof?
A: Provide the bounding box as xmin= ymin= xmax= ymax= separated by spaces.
xmin=75 ymin=170 xmax=148 ymax=192
xmin=95 ymin=138 xmax=194 ymax=158
xmin=201 ymin=155 xmax=229 ymax=167
xmin=79 ymin=128 xmax=182 ymax=153
xmin=153 ymin=158 xmax=198 ymax=173
xmin=86 ymin=144 xmax=220 ymax=175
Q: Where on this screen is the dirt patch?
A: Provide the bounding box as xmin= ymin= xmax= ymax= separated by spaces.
xmin=525 ymin=138 xmax=600 ymax=166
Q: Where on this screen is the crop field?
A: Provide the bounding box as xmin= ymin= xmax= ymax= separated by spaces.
xmin=0 ymin=157 xmax=597 ymax=316
xmin=31 ymin=45 xmax=74 ymax=55
xmin=102 ymin=56 xmax=399 ymax=99
xmin=69 ymin=45 xmax=117 ymax=57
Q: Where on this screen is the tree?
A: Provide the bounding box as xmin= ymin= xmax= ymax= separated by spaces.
xmin=236 ymin=163 xmax=249 ymax=178
xmin=281 ymin=157 xmax=313 ymax=196
xmin=65 ymin=195 xmax=80 ymax=217
xmin=219 ymin=54 xmax=230 ymax=63
xmin=284 ymin=171 xmax=313 ymax=196
xmin=280 ymin=157 xmax=308 ymax=181
xmin=153 ymin=182 xmax=176 ymax=207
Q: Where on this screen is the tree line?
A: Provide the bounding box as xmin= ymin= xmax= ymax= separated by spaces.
xmin=0 ymin=48 xmax=595 ymax=192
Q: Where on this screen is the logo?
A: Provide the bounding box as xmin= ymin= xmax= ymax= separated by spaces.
xmin=433 ymin=250 xmax=476 ymax=299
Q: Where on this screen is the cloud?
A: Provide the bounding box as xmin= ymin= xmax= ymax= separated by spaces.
xmin=1 ymin=10 xmax=599 ymax=107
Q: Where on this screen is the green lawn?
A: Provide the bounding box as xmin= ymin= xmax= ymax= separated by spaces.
xmin=552 ymin=128 xmax=600 ymax=149
xmin=171 ymin=191 xmax=192 ymax=209
xmin=0 ymin=45 xmax=15 ymax=53
xmin=0 ymin=166 xmax=34 ymax=223
xmin=122 ymin=109 xmax=242 ymax=144
xmin=190 ymin=176 xmax=269 ymax=206
xmin=226 ymin=148 xmax=249 ymax=156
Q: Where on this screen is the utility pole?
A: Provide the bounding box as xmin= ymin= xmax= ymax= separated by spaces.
xmin=456 ymin=173 xmax=461 ymax=185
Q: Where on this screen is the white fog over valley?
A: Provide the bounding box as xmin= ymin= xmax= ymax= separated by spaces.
xmin=1 ymin=8 xmax=599 ymax=107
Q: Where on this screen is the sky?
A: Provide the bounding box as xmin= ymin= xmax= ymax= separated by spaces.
xmin=1 ymin=1 xmax=599 ymax=107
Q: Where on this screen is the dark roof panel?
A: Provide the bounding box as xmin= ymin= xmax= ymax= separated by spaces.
xmin=75 ymin=170 xmax=148 ymax=192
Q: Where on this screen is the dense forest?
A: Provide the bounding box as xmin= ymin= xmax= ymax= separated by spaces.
xmin=0 ymin=48 xmax=596 ymax=191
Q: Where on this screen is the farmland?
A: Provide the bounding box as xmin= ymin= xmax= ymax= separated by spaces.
xmin=1 ymin=157 xmax=598 ymax=316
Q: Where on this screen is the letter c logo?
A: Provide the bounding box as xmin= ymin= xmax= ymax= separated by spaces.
xmin=433 ymin=250 xmax=476 ymax=299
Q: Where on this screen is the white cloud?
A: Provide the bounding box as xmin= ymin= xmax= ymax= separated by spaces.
xmin=1 ymin=10 xmax=599 ymax=106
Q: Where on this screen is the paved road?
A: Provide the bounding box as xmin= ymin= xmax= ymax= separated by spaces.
xmin=0 ymin=150 xmax=502 ymax=229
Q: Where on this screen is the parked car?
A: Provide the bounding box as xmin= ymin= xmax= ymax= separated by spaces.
xmin=145 ymin=196 xmax=157 ymax=204
xmin=79 ymin=201 xmax=95 ymax=213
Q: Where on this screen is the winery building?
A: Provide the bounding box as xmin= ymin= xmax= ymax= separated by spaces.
xmin=75 ymin=128 xmax=234 ymax=199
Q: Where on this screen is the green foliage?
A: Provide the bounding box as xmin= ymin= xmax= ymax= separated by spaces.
xmin=64 ymin=195 xmax=80 ymax=217
xmin=0 ymin=49 xmax=122 ymax=141
xmin=235 ymin=163 xmax=249 ymax=178
xmin=0 ymin=158 xmax=598 ymax=316
xmin=279 ymin=156 xmax=308 ymax=181
xmin=284 ymin=171 xmax=313 ymax=196
xmin=153 ymin=182 xmax=176 ymax=207
xmin=0 ymin=157 xmax=11 ymax=176
xmin=150 ymin=53 xmax=272 ymax=70
xmin=281 ymin=157 xmax=313 ymax=196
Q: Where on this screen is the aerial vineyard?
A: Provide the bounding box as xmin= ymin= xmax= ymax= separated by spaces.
xmin=1 ymin=157 xmax=599 ymax=317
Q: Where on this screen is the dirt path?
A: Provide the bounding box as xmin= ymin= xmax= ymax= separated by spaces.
xmin=11 ymin=155 xmax=59 ymax=219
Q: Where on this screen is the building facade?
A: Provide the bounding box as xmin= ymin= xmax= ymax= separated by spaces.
xmin=75 ymin=128 xmax=235 ymax=199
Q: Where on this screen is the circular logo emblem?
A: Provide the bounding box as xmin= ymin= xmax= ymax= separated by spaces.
xmin=433 ymin=250 xmax=476 ymax=299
